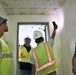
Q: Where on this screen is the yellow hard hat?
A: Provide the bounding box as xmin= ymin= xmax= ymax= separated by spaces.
xmin=33 ymin=30 xmax=43 ymax=39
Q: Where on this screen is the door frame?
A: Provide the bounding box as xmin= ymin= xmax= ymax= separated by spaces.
xmin=17 ymin=22 xmax=50 ymax=75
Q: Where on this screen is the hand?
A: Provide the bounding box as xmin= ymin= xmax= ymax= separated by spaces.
xmin=52 ymin=21 xmax=58 ymax=30
xmin=54 ymin=24 xmax=58 ymax=30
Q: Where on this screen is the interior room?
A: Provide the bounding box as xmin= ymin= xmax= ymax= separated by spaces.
xmin=0 ymin=0 xmax=76 ymax=75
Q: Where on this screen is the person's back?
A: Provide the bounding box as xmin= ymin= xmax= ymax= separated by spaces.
xmin=32 ymin=22 xmax=58 ymax=75
xmin=33 ymin=41 xmax=58 ymax=75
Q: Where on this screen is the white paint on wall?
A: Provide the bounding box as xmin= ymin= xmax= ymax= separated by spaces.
xmin=0 ymin=3 xmax=7 ymax=18
xmin=49 ymin=9 xmax=64 ymax=34
xmin=56 ymin=9 xmax=64 ymax=33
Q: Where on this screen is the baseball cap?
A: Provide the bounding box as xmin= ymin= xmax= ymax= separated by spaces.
xmin=24 ymin=37 xmax=31 ymax=41
xmin=0 ymin=16 xmax=7 ymax=25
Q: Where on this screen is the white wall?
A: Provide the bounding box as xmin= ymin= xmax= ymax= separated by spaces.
xmin=3 ymin=15 xmax=63 ymax=75
xmin=59 ymin=0 xmax=76 ymax=75
xmin=0 ymin=3 xmax=7 ymax=18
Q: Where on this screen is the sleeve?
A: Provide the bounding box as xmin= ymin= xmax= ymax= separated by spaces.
xmin=48 ymin=38 xmax=54 ymax=48
xmin=30 ymin=49 xmax=35 ymax=64
xmin=30 ymin=56 xmax=34 ymax=64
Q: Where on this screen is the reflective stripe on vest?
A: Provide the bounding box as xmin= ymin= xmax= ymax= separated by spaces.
xmin=19 ymin=53 xmax=30 ymax=58
xmin=44 ymin=42 xmax=52 ymax=61
xmin=0 ymin=53 xmax=12 ymax=58
xmin=0 ymin=41 xmax=12 ymax=58
xmin=19 ymin=45 xmax=32 ymax=63
xmin=33 ymin=42 xmax=56 ymax=72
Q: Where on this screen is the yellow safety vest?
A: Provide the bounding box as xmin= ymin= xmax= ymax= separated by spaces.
xmin=19 ymin=45 xmax=32 ymax=63
xmin=32 ymin=42 xmax=58 ymax=75
xmin=0 ymin=38 xmax=12 ymax=75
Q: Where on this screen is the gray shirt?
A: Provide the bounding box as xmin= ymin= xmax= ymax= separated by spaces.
xmin=48 ymin=38 xmax=54 ymax=48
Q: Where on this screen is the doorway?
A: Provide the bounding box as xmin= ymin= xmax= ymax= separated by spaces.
xmin=17 ymin=22 xmax=50 ymax=75
xmin=18 ymin=22 xmax=50 ymax=47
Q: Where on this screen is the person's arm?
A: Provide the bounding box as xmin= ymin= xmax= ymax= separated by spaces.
xmin=48 ymin=22 xmax=58 ymax=47
xmin=51 ymin=21 xmax=58 ymax=40
xmin=31 ymin=49 xmax=36 ymax=75
xmin=31 ymin=57 xmax=36 ymax=75
xmin=48 ymin=38 xmax=54 ymax=48
xmin=32 ymin=64 xmax=36 ymax=75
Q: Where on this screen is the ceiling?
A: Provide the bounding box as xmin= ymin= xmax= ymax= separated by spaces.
xmin=0 ymin=0 xmax=67 ymax=15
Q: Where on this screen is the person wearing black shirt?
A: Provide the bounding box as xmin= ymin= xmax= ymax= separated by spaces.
xmin=19 ymin=37 xmax=34 ymax=75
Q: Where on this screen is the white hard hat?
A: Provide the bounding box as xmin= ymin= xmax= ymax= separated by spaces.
xmin=33 ymin=30 xmax=43 ymax=39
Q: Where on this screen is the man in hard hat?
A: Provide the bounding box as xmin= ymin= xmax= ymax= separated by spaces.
xmin=0 ymin=16 xmax=12 ymax=75
xmin=19 ymin=37 xmax=35 ymax=75
xmin=32 ymin=22 xmax=58 ymax=75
